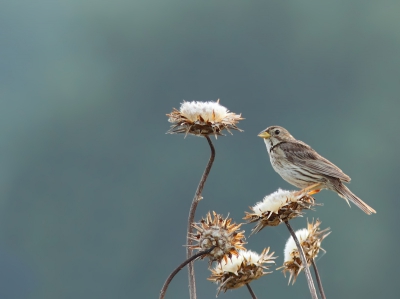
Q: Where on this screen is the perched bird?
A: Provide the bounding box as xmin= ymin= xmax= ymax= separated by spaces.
xmin=258 ymin=126 xmax=376 ymax=215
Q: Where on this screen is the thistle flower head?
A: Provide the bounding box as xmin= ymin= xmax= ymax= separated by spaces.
xmin=244 ymin=189 xmax=318 ymax=234
xmin=166 ymin=100 xmax=243 ymax=137
xmin=279 ymin=219 xmax=331 ymax=284
xmin=208 ymin=248 xmax=277 ymax=295
xmin=189 ymin=211 xmax=246 ymax=263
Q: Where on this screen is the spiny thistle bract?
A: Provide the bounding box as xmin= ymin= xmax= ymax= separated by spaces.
xmin=279 ymin=219 xmax=331 ymax=284
xmin=167 ymin=100 xmax=243 ymax=137
xmin=189 ymin=211 xmax=246 ymax=263
xmin=244 ymin=189 xmax=319 ymax=234
xmin=208 ymin=248 xmax=277 ymax=295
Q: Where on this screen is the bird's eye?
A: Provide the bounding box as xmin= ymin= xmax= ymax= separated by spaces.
xmin=274 ymin=129 xmax=280 ymax=135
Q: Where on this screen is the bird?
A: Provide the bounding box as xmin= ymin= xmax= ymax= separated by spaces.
xmin=258 ymin=126 xmax=376 ymax=215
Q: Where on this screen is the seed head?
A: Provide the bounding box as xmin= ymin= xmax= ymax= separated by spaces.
xmin=166 ymin=100 xmax=243 ymax=137
xmin=244 ymin=189 xmax=319 ymax=234
xmin=189 ymin=211 xmax=246 ymax=263
xmin=279 ymin=219 xmax=331 ymax=284
xmin=208 ymin=248 xmax=277 ymax=296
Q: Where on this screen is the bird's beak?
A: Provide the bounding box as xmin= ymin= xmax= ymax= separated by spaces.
xmin=258 ymin=131 xmax=271 ymax=139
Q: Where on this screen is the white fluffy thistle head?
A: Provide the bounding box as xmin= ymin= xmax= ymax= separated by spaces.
xmin=244 ymin=189 xmax=317 ymax=233
xmin=279 ymin=219 xmax=331 ymax=284
xmin=166 ymin=100 xmax=243 ymax=137
xmin=179 ymin=101 xmax=230 ymax=123
xmin=208 ymin=248 xmax=276 ymax=295
xmin=216 ymin=250 xmax=262 ymax=275
xmin=252 ymin=189 xmax=298 ymax=215
xmin=284 ymin=228 xmax=309 ymax=263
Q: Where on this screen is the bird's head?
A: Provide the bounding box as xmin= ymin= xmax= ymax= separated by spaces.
xmin=258 ymin=126 xmax=295 ymax=149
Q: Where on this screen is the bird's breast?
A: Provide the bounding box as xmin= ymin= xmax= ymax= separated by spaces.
xmin=270 ymin=152 xmax=312 ymax=188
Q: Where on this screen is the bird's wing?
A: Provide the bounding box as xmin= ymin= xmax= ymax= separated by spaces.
xmin=279 ymin=141 xmax=351 ymax=182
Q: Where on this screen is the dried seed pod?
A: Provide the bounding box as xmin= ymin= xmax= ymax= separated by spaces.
xmin=167 ymin=100 xmax=243 ymax=137
xmin=279 ymin=219 xmax=331 ymax=284
xmin=208 ymin=248 xmax=277 ymax=296
xmin=244 ymin=189 xmax=319 ymax=234
xmin=189 ymin=211 xmax=246 ymax=263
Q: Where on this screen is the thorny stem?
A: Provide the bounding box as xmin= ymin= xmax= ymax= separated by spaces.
xmin=159 ymin=246 xmax=216 ymax=299
xmin=246 ymin=283 xmax=257 ymax=299
xmin=312 ymin=258 xmax=326 ymax=299
xmin=186 ymin=135 xmax=215 ymax=299
xmin=284 ymin=220 xmax=318 ymax=299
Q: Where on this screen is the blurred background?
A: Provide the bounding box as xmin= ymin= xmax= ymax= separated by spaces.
xmin=1 ymin=0 xmax=399 ymax=298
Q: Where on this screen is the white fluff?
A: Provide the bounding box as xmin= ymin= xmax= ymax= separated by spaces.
xmin=252 ymin=189 xmax=297 ymax=215
xmin=180 ymin=101 xmax=228 ymax=122
xmin=284 ymin=228 xmax=309 ymax=262
xmin=215 ymin=250 xmax=261 ymax=275
xmin=240 ymin=250 xmax=261 ymax=264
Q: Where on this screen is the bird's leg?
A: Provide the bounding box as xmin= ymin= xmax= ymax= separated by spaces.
xmin=295 ymin=183 xmax=322 ymax=196
xmin=303 ymin=182 xmax=322 ymax=192
xmin=307 ymin=189 xmax=321 ymax=195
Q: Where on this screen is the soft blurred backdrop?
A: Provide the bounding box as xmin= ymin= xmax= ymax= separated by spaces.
xmin=1 ymin=0 xmax=399 ymax=298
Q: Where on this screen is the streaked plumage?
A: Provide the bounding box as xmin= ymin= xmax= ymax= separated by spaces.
xmin=258 ymin=126 xmax=376 ymax=215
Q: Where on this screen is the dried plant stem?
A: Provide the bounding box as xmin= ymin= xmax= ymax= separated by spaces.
xmin=160 ymin=246 xmax=216 ymax=299
xmin=312 ymin=258 xmax=326 ymax=299
xmin=187 ymin=135 xmax=215 ymax=299
xmin=284 ymin=220 xmax=318 ymax=299
xmin=246 ymin=283 xmax=258 ymax=299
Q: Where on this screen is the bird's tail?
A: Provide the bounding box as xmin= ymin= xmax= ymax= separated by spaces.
xmin=332 ymin=181 xmax=376 ymax=215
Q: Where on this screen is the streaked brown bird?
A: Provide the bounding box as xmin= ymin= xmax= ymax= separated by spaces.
xmin=258 ymin=126 xmax=376 ymax=215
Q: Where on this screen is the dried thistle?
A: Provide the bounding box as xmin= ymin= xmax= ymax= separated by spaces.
xmin=279 ymin=219 xmax=331 ymax=284
xmin=166 ymin=100 xmax=243 ymax=137
xmin=244 ymin=189 xmax=319 ymax=234
xmin=189 ymin=211 xmax=246 ymax=264
xmin=208 ymin=248 xmax=277 ymax=296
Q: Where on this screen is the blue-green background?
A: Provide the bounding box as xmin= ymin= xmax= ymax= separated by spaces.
xmin=1 ymin=1 xmax=399 ymax=298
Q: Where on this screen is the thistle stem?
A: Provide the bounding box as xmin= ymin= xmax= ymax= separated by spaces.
xmin=160 ymin=246 xmax=216 ymax=299
xmin=246 ymin=283 xmax=258 ymax=299
xmin=312 ymin=258 xmax=326 ymax=299
xmin=187 ymin=135 xmax=215 ymax=299
xmin=284 ymin=220 xmax=318 ymax=299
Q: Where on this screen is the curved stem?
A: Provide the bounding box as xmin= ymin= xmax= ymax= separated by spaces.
xmin=284 ymin=221 xmax=318 ymax=299
xmin=186 ymin=136 xmax=216 ymax=299
xmin=246 ymin=283 xmax=257 ymax=299
xmin=312 ymin=258 xmax=326 ymax=299
xmin=160 ymin=247 xmax=215 ymax=299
